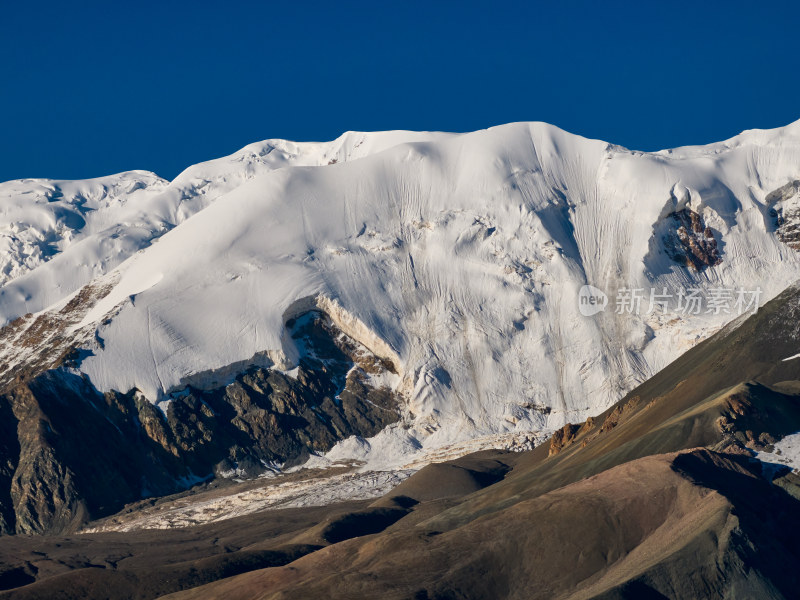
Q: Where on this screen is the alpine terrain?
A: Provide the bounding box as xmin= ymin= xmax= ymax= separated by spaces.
xmin=0 ymin=120 xmax=800 ymax=598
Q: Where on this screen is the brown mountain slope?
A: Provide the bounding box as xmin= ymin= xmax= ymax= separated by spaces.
xmin=161 ymin=449 xmax=800 ymax=600
xmin=0 ymin=452 xmax=516 ymax=600
xmin=156 ymin=286 xmax=800 ymax=599
xmin=4 ymin=286 xmax=800 ymax=598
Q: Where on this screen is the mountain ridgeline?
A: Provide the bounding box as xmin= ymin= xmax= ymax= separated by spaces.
xmin=1 ymin=121 xmax=800 ymax=478
xmin=1 ymin=120 xmax=800 ymax=548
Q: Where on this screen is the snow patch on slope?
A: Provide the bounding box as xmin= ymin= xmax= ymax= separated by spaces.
xmin=82 ymin=469 xmax=414 ymax=532
xmin=756 ymin=431 xmax=800 ymax=475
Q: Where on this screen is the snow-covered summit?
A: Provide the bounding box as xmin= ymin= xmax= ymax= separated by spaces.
xmin=3 ymin=120 xmax=800 ymax=464
xmin=0 ymin=130 xmax=447 ymax=314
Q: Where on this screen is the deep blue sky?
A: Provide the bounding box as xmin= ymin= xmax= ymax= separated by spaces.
xmin=2 ymin=1 xmax=799 ymax=182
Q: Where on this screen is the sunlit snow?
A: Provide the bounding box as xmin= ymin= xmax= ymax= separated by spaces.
xmin=4 ymin=121 xmax=800 ymax=466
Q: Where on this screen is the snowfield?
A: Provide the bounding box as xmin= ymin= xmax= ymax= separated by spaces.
xmin=3 ymin=121 xmax=800 ymax=467
xmin=756 ymin=431 xmax=800 ymax=476
xmin=82 ymin=469 xmax=416 ymax=532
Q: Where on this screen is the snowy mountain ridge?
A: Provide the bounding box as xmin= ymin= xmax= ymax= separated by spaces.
xmin=3 ymin=120 xmax=800 ymax=467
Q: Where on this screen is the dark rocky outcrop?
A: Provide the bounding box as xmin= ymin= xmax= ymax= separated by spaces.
xmin=0 ymin=311 xmax=401 ymax=535
xmin=767 ymin=180 xmax=800 ymax=250
xmin=663 ymin=208 xmax=721 ymax=270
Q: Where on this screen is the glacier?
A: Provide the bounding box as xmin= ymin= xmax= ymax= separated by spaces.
xmin=3 ymin=120 xmax=800 ymax=466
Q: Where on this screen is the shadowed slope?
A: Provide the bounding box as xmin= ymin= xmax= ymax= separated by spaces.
xmin=156 ymin=284 xmax=800 ymax=599
xmin=159 ymin=450 xmax=800 ymax=600
xmin=5 ymin=284 xmax=800 ymax=599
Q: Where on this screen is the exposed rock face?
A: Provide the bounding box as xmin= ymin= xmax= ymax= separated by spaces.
xmin=663 ymin=208 xmax=722 ymax=270
xmin=0 ymin=278 xmax=116 ymax=392
xmin=547 ymin=420 xmax=597 ymax=456
xmin=547 ymin=423 xmax=579 ymax=456
xmin=767 ymin=180 xmax=800 ymax=250
xmin=0 ymin=310 xmax=401 ymax=535
xmin=0 ymin=398 xmax=19 ymax=534
xmin=598 ymin=394 xmax=641 ymax=433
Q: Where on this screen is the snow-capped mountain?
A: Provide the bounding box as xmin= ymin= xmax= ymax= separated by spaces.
xmin=3 ymin=120 xmax=800 ymax=468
